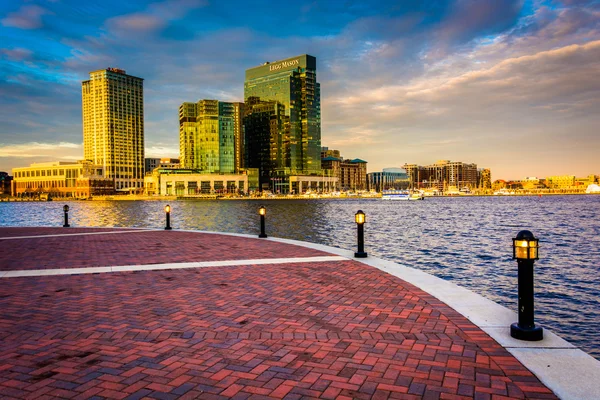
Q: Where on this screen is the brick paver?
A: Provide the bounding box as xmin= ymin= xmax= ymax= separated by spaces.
xmin=0 ymin=228 xmax=557 ymax=399
xmin=0 ymin=228 xmax=330 ymax=271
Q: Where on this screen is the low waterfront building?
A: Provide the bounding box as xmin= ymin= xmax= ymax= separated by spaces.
xmin=288 ymin=175 xmax=338 ymax=194
xmin=546 ymin=175 xmax=576 ymax=189
xmin=340 ymin=159 xmax=368 ymax=191
xmin=404 ymin=160 xmax=479 ymax=192
xmin=0 ymin=172 xmax=13 ymax=197
xmin=321 ymin=151 xmax=368 ymax=192
xmin=144 ymin=168 xmax=250 ymax=196
xmin=12 ymin=161 xmax=114 ymax=199
xmin=145 ymin=158 xmax=180 ymax=173
xmin=521 ymin=177 xmax=544 ymax=190
xmin=478 ymin=168 xmax=492 ymax=189
xmin=367 ymin=168 xmax=410 ymax=192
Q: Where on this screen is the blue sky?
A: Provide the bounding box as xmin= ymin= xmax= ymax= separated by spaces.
xmin=1 ymin=0 xmax=599 ymax=179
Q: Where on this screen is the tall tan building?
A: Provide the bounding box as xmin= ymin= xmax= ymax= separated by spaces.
xmin=82 ymin=68 xmax=144 ymax=191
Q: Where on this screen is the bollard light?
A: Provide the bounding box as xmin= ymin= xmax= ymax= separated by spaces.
xmin=513 ymin=231 xmax=539 ymax=260
xmin=354 ymin=210 xmax=367 ymax=258
xmin=63 ymin=205 xmax=70 ymax=228
xmin=510 ymin=230 xmax=543 ymax=341
xmin=258 ymin=206 xmax=267 ymax=238
xmin=164 ymin=204 xmax=172 ymax=230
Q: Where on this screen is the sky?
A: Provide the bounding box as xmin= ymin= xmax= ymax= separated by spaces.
xmin=0 ymin=0 xmax=599 ymax=180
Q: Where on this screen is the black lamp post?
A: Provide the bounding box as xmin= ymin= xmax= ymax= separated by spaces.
xmin=354 ymin=210 xmax=367 ymax=258
xmin=258 ymin=206 xmax=267 ymax=238
xmin=510 ymin=230 xmax=543 ymax=341
xmin=63 ymin=205 xmax=70 ymax=228
xmin=164 ymin=205 xmax=172 ymax=230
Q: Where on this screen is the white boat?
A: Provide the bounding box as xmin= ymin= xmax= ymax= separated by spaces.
xmin=586 ymin=184 xmax=600 ymax=193
xmin=382 ymin=190 xmax=424 ymax=200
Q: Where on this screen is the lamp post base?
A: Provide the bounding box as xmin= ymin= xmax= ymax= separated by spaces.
xmin=165 ymin=227 xmax=172 ymax=230
xmin=63 ymin=224 xmax=70 ymax=228
xmin=510 ymin=322 xmax=543 ymax=341
xmin=259 ymin=233 xmax=267 ymax=238
xmin=354 ymin=252 xmax=367 ymax=258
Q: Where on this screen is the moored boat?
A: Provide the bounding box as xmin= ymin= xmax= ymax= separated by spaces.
xmin=382 ymin=190 xmax=424 ymax=200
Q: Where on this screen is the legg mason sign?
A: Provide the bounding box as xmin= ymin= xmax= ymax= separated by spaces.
xmin=268 ymin=59 xmax=300 ymax=72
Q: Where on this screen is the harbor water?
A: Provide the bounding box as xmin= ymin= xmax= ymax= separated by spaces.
xmin=1 ymin=195 xmax=599 ymax=359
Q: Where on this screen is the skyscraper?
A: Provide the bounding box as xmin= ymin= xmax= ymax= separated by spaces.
xmin=244 ymin=54 xmax=321 ymax=189
xmin=179 ymin=100 xmax=235 ymax=174
xmin=82 ymin=68 xmax=144 ymax=191
xmin=231 ymin=102 xmax=245 ymax=172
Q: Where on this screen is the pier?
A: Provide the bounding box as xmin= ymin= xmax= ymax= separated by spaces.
xmin=0 ymin=227 xmax=599 ymax=399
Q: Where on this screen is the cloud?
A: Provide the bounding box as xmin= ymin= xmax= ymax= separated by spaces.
xmin=145 ymin=144 xmax=179 ymax=158
xmin=104 ymin=0 xmax=206 ymax=37
xmin=106 ymin=13 xmax=164 ymax=33
xmin=0 ymin=48 xmax=33 ymax=61
xmin=0 ymin=142 xmax=81 ymax=158
xmin=1 ymin=5 xmax=51 ymax=30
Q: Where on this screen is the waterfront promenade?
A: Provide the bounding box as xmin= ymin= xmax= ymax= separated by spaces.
xmin=0 ymin=228 xmax=593 ymax=399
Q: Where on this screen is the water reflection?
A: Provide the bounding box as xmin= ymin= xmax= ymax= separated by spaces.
xmin=1 ymin=195 xmax=599 ymax=359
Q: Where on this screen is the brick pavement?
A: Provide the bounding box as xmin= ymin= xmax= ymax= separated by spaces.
xmin=0 ymin=228 xmax=557 ymax=399
xmin=0 ymin=228 xmax=330 ymax=271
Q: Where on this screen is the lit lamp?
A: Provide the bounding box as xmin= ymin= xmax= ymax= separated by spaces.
xmin=63 ymin=205 xmax=70 ymax=228
xmin=510 ymin=230 xmax=543 ymax=341
xmin=258 ymin=206 xmax=267 ymax=238
xmin=354 ymin=210 xmax=367 ymax=258
xmin=164 ymin=204 xmax=172 ymax=230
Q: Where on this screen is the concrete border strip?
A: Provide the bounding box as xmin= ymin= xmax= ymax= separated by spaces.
xmin=0 ymin=229 xmax=156 ymax=240
xmin=1 ymin=256 xmax=347 ymax=278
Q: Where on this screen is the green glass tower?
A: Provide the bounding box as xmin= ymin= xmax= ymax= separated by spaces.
xmin=179 ymin=100 xmax=235 ymax=174
xmin=244 ymin=54 xmax=321 ymax=189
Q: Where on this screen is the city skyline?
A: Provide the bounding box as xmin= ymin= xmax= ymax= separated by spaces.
xmin=1 ymin=0 xmax=599 ymax=180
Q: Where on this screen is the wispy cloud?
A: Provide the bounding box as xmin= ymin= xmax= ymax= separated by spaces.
xmin=1 ymin=5 xmax=51 ymax=30
xmin=0 ymin=142 xmax=82 ymax=164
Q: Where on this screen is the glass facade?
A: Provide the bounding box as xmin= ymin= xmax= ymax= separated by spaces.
xmin=179 ymin=100 xmax=235 ymax=174
xmin=82 ymin=68 xmax=144 ymax=191
xmin=244 ymin=54 xmax=321 ymax=189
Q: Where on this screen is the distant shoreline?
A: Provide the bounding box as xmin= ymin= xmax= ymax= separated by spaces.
xmin=2 ymin=192 xmax=598 ymax=202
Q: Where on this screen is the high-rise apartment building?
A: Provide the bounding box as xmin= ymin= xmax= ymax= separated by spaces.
xmin=82 ymin=68 xmax=144 ymax=191
xmin=244 ymin=54 xmax=321 ymax=189
xmin=179 ymin=100 xmax=235 ymax=174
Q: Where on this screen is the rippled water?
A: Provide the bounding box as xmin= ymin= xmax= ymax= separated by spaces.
xmin=1 ymin=196 xmax=599 ymax=359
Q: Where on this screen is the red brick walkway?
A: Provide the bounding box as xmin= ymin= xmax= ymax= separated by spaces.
xmin=0 ymin=228 xmax=330 ymax=271
xmin=0 ymin=228 xmax=557 ymax=399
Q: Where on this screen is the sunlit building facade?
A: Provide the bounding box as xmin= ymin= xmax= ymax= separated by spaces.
xmin=12 ymin=161 xmax=113 ymax=198
xmin=404 ymin=160 xmax=479 ymax=191
xmin=82 ymin=68 xmax=144 ymax=192
xmin=145 ymin=158 xmax=180 ymax=173
xmin=179 ymin=100 xmax=235 ymax=174
xmin=232 ymin=102 xmax=245 ymax=172
xmin=244 ymin=54 xmax=321 ymax=190
xmin=144 ymin=168 xmax=249 ymax=196
xmin=321 ymin=150 xmax=368 ymax=192
xmin=368 ymin=168 xmax=410 ymax=192
xmin=478 ymin=168 xmax=492 ymax=189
